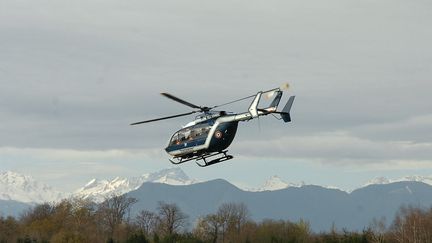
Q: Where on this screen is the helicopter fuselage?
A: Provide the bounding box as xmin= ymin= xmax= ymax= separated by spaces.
xmin=165 ymin=115 xmax=239 ymax=158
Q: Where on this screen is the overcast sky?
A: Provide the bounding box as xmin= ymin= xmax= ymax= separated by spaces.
xmin=1 ymin=0 xmax=432 ymax=191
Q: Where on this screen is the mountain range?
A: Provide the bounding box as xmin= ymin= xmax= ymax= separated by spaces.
xmin=2 ymin=169 xmax=432 ymax=231
xmin=126 ymin=179 xmax=432 ymax=232
xmin=3 ymin=168 xmax=432 ymax=204
xmin=74 ymin=168 xmax=196 ymax=202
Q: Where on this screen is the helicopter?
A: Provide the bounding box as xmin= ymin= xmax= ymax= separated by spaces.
xmin=131 ymin=85 xmax=295 ymax=167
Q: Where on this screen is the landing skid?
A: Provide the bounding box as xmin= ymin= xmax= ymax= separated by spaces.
xmin=196 ymin=151 xmax=233 ymax=167
xmin=169 ymin=151 xmax=233 ymax=167
xmin=169 ymin=156 xmax=197 ymax=165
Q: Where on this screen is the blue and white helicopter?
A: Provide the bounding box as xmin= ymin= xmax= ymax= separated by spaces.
xmin=131 ymin=86 xmax=295 ymax=167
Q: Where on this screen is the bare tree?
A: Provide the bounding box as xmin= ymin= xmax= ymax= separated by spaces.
xmin=368 ymin=217 xmax=386 ymax=243
xmin=135 ymin=209 xmax=156 ymax=235
xmin=21 ymin=203 xmax=55 ymax=224
xmin=390 ymin=206 xmax=432 ymax=243
xmin=156 ymin=201 xmax=188 ymax=236
xmin=195 ymin=214 xmax=221 ymax=243
xmin=217 ymin=202 xmax=250 ymax=234
xmin=214 ymin=202 xmax=250 ymax=242
xmin=98 ymin=194 xmax=138 ymax=237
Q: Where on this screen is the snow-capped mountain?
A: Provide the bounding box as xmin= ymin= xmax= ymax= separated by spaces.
xmin=4 ymin=167 xmax=432 ymax=205
xmin=247 ymin=176 xmax=305 ymax=192
xmin=362 ymin=175 xmax=432 ymax=188
xmin=74 ymin=168 xmax=196 ymax=202
xmin=259 ymin=176 xmax=290 ymax=191
xmin=362 ymin=177 xmax=391 ymax=187
xmin=140 ymin=167 xmax=194 ymax=185
xmin=398 ymin=175 xmax=432 ymax=185
xmin=0 ymin=171 xmax=66 ymax=204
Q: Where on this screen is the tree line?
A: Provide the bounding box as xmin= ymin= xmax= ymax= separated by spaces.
xmin=1 ymin=195 xmax=432 ymax=242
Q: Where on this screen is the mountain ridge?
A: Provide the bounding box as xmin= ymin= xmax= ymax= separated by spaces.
xmin=73 ymin=168 xmax=197 ymax=202
xmin=126 ymin=179 xmax=432 ymax=232
xmin=0 ymin=171 xmax=66 ymax=203
xmin=2 ymin=169 xmax=432 ymax=204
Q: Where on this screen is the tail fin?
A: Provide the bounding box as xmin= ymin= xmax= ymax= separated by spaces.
xmin=280 ymin=96 xmax=295 ymax=122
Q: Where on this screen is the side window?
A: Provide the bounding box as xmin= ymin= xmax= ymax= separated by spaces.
xmin=193 ymin=124 xmax=211 ymax=139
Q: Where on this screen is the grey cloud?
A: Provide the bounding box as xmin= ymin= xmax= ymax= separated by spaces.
xmin=233 ymin=131 xmax=432 ymax=164
xmin=351 ymin=114 xmax=432 ymax=143
xmin=1 ymin=0 xmax=431 ymax=160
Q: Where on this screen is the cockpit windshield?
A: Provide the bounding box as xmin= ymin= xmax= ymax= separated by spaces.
xmin=169 ymin=122 xmax=213 ymax=146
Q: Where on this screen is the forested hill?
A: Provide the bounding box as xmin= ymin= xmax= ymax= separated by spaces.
xmin=127 ymin=179 xmax=432 ymax=232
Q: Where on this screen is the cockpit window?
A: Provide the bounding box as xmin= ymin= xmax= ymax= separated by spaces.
xmin=169 ymin=123 xmax=212 ymax=146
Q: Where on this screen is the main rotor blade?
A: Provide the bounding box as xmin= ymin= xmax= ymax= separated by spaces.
xmin=130 ymin=111 xmax=197 ymax=125
xmin=161 ymin=93 xmax=201 ymax=109
xmin=211 ymin=94 xmax=255 ymax=109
